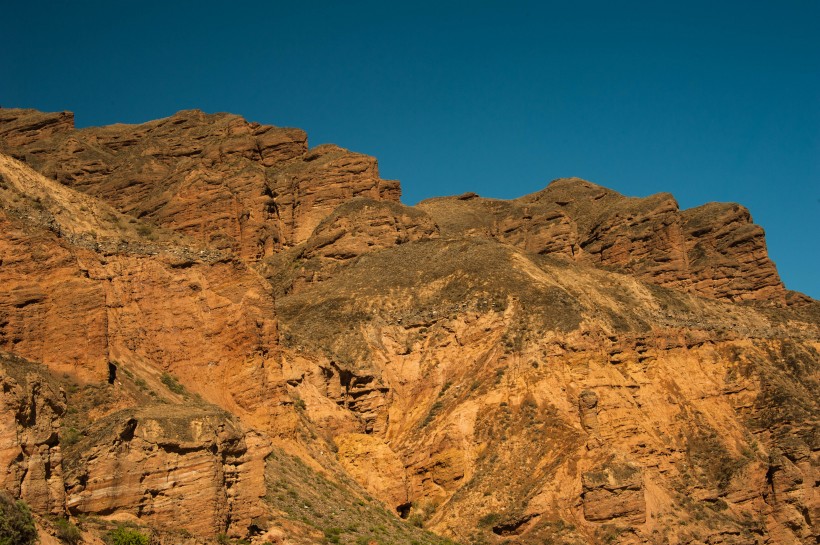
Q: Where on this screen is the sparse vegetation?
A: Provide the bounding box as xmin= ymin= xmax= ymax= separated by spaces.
xmin=264 ymin=448 xmax=454 ymax=545
xmin=477 ymin=513 xmax=501 ymax=528
xmin=160 ymin=372 xmax=185 ymax=394
xmin=324 ymin=526 xmax=343 ymax=543
xmin=136 ymin=224 xmax=153 ymax=237
xmin=0 ymin=492 xmax=37 ymax=545
xmin=53 ymin=517 xmax=82 ymax=545
xmin=107 ymin=525 xmax=149 ymax=545
xmin=420 ymin=400 xmax=443 ymax=428
xmin=439 ymin=381 xmax=451 ymax=396
xmin=685 ymin=424 xmax=744 ymax=490
xmin=61 ymin=426 xmax=81 ymax=447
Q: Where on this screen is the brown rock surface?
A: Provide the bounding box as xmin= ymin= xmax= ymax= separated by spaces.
xmin=581 ymin=458 xmax=646 ymax=524
xmin=272 ymin=238 xmax=818 ymax=544
xmin=0 ymin=140 xmax=452 ymax=545
xmin=0 ymin=354 xmax=66 ymax=515
xmin=0 ymin=108 xmax=399 ymax=259
xmin=681 ymin=202 xmax=785 ymax=301
xmin=264 ymin=198 xmax=439 ymax=293
xmin=419 ymin=177 xmax=786 ymax=302
xmin=417 ymin=192 xmax=581 ymax=257
xmin=62 ymin=404 xmax=270 ymax=537
xmin=334 ymin=433 xmax=409 ymax=509
xmin=0 ymin=109 xmax=74 ymax=147
xmin=0 ymin=154 xmax=279 ymax=393
xmin=0 ymin=109 xmax=817 ymax=545
xmin=268 ymin=145 xmax=401 ymax=247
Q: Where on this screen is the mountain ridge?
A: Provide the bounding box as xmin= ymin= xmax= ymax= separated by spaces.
xmin=0 ymin=108 xmax=817 ymax=545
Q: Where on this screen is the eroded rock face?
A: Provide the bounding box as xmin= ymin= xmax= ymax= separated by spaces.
xmin=0 ymin=154 xmax=280 ymax=406
xmin=419 ymin=178 xmax=786 ymax=302
xmin=0 ymin=355 xmax=66 ymax=515
xmin=301 ymin=199 xmax=437 ymax=262
xmin=417 ymin=193 xmax=582 ymax=257
xmin=63 ymin=405 xmax=270 ymax=537
xmin=682 ymin=202 xmax=784 ymax=301
xmin=334 ymin=433 xmax=409 ymax=511
xmin=579 ymin=389 xmax=603 ymax=448
xmin=273 ymin=238 xmax=819 ymax=545
xmin=581 ymin=459 xmax=646 ymax=524
xmin=281 ymin=198 xmax=439 ymax=291
xmin=0 ymin=109 xmax=74 ymax=147
xmin=0 ymin=108 xmax=400 ymax=259
xmin=0 ymin=109 xmax=817 ymax=545
xmin=268 ymin=145 xmax=401 ymax=247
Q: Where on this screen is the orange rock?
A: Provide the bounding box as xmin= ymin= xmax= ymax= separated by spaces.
xmin=420 ymin=177 xmax=787 ymax=302
xmin=0 ymin=109 xmax=817 ymax=545
xmin=0 ymin=108 xmax=399 ymax=260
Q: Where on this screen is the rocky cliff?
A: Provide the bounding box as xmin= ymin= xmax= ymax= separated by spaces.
xmin=0 ymin=108 xmax=817 ymax=545
xmin=418 ymin=178 xmax=786 ymax=302
xmin=0 ymin=109 xmax=399 ymax=259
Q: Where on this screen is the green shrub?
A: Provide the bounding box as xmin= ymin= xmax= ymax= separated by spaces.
xmin=0 ymin=492 xmax=37 ymax=545
xmin=420 ymin=400 xmax=443 ymax=427
xmin=160 ymin=373 xmax=185 ymax=394
xmin=477 ymin=512 xmax=501 ymax=527
xmin=54 ymin=517 xmax=82 ymax=545
xmin=709 ymin=498 xmax=729 ymax=511
xmin=108 ymin=526 xmax=149 ymax=545
xmin=323 ymin=526 xmax=343 ymax=543
xmin=61 ymin=427 xmax=81 ymax=447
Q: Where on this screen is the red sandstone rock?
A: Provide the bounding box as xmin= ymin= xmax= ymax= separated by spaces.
xmin=0 ymin=108 xmax=399 ymax=260
xmin=0 ymin=110 xmax=816 ymax=545
xmin=420 ymin=177 xmax=786 ymax=302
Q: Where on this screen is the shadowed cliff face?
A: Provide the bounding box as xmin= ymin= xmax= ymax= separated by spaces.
xmin=0 ymin=108 xmax=817 ymax=545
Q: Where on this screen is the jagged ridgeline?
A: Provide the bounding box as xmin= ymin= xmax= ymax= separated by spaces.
xmin=0 ymin=108 xmax=817 ymax=545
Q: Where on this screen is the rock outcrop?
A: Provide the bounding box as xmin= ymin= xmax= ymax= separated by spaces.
xmin=270 ymin=198 xmax=440 ymax=292
xmin=581 ymin=459 xmax=646 ymax=524
xmin=0 ymin=108 xmax=399 ymax=259
xmin=419 ymin=177 xmax=786 ymax=302
xmin=62 ymin=405 xmax=270 ymax=537
xmin=0 ymin=354 xmax=66 ymax=515
xmin=0 ymin=108 xmax=816 ymax=545
xmin=270 ymin=240 xmax=818 ymax=544
xmin=0 ymin=154 xmax=278 ymax=392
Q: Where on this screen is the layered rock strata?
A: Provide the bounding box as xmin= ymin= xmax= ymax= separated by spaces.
xmin=0 ymin=108 xmax=399 ymax=259
xmin=0 ymin=354 xmax=66 ymax=515
xmin=419 ymin=178 xmax=786 ymax=302
xmin=0 ymin=108 xmax=816 ymax=545
xmin=62 ymin=405 xmax=270 ymax=537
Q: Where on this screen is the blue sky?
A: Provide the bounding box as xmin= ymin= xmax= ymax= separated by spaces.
xmin=3 ymin=1 xmax=818 ymax=298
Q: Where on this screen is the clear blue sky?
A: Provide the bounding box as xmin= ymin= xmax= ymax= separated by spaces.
xmin=3 ymin=1 xmax=818 ymax=298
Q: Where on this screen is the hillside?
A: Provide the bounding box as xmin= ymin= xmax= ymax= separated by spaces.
xmin=0 ymin=108 xmax=817 ymax=545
